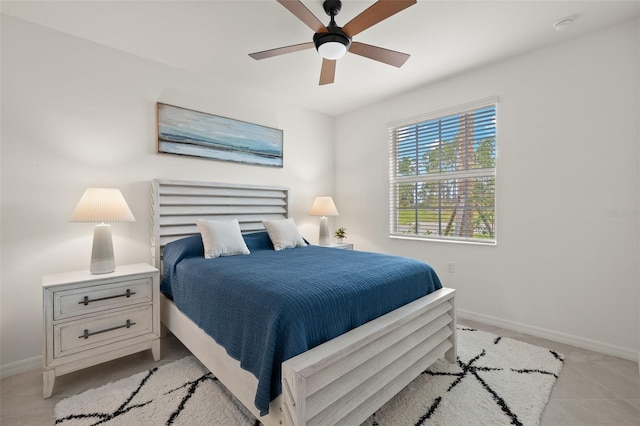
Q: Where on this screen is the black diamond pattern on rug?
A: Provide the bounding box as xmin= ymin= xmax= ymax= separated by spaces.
xmin=363 ymin=326 xmax=564 ymax=426
xmin=56 ymin=326 xmax=564 ymax=426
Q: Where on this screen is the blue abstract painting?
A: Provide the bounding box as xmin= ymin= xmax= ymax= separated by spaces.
xmin=157 ymin=103 xmax=283 ymax=167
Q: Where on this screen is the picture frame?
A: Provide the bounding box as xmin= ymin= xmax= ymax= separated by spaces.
xmin=157 ymin=103 xmax=283 ymax=167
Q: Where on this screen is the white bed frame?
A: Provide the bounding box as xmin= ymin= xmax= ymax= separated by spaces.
xmin=152 ymin=179 xmax=456 ymax=426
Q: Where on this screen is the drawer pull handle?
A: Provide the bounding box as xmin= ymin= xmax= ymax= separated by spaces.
xmin=79 ymin=289 xmax=136 ymax=306
xmin=79 ymin=319 xmax=136 ymax=339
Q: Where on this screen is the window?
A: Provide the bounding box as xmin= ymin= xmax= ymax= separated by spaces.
xmin=389 ymin=98 xmax=496 ymax=244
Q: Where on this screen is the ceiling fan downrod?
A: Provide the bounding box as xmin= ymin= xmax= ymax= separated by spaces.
xmin=323 ymin=0 xmax=342 ymax=21
xmin=313 ymin=0 xmax=351 ymax=59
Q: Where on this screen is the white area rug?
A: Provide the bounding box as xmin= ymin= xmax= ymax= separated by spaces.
xmin=55 ymin=326 xmax=564 ymax=426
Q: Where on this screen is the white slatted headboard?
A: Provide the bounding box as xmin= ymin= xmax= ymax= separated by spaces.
xmin=151 ymin=179 xmax=289 ymax=269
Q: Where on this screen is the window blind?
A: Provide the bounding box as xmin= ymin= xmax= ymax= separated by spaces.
xmin=389 ymin=100 xmax=497 ymax=244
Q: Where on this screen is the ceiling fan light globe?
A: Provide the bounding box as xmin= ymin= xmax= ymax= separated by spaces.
xmin=318 ymin=41 xmax=348 ymax=60
xmin=314 ymin=30 xmax=351 ymax=60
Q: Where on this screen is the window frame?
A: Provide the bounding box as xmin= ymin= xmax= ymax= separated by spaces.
xmin=388 ymin=97 xmax=497 ymax=245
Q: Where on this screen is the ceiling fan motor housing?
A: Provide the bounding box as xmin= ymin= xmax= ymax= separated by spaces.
xmin=313 ymin=27 xmax=352 ymax=55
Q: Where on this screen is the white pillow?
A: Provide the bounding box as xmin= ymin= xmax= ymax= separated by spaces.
xmin=263 ymin=218 xmax=307 ymax=251
xmin=195 ymin=219 xmax=250 ymax=259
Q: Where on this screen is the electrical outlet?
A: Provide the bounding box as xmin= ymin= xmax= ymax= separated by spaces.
xmin=447 ymin=262 xmax=455 ymax=273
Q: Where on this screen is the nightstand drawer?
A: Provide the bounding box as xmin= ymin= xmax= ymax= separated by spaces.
xmin=54 ymin=305 xmax=153 ymax=358
xmin=53 ymin=278 xmax=152 ymax=320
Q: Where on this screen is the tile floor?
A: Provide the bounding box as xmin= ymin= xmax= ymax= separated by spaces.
xmin=1 ymin=320 xmax=639 ymax=425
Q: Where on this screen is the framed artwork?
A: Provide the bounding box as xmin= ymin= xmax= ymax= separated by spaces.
xmin=157 ymin=103 xmax=283 ymax=167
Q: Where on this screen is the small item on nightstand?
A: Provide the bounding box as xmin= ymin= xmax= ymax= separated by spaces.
xmin=334 ymin=227 xmax=347 ymax=243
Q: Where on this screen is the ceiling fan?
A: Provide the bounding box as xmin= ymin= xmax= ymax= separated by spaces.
xmin=249 ymin=0 xmax=417 ymax=85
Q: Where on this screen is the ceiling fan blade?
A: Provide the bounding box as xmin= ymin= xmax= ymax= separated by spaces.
xmin=277 ymin=0 xmax=327 ymax=33
xmin=249 ymin=42 xmax=315 ymax=60
xmin=319 ymin=58 xmax=336 ymax=85
xmin=349 ymin=41 xmax=410 ymax=67
xmin=342 ymin=0 xmax=416 ymax=37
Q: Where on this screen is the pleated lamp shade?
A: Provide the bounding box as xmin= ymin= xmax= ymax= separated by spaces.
xmin=71 ymin=188 xmax=135 ymax=274
xmin=71 ymin=188 xmax=135 ymax=223
xmin=309 ymin=196 xmax=339 ymax=217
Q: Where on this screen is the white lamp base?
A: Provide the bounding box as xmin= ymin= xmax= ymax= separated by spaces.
xmin=318 ymin=216 xmax=330 ymax=246
xmin=90 ymin=223 xmax=115 ymax=274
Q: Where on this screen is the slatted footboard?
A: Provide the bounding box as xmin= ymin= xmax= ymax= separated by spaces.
xmin=282 ymin=287 xmax=456 ymax=426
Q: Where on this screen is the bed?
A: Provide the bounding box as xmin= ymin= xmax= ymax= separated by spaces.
xmin=152 ymin=179 xmax=456 ymax=425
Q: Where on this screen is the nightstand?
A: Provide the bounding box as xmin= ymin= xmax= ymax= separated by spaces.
xmin=42 ymin=263 xmax=160 ymax=398
xmin=321 ymin=243 xmax=354 ymax=250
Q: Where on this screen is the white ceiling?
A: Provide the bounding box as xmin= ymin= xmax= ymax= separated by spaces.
xmin=2 ymin=0 xmax=639 ymax=116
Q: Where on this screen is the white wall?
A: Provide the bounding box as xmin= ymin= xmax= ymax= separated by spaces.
xmin=0 ymin=15 xmax=334 ymax=375
xmin=2 ymin=14 xmax=638 ymax=376
xmin=335 ymin=20 xmax=640 ymax=359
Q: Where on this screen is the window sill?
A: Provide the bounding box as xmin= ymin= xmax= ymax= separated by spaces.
xmin=389 ymin=235 xmax=496 ymax=246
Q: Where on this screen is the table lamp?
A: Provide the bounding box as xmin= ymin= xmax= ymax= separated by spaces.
xmin=309 ymin=196 xmax=339 ymax=245
xmin=71 ymin=188 xmax=135 ymax=274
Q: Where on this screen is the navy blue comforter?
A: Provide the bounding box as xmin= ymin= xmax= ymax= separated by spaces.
xmin=161 ymin=232 xmax=442 ymax=415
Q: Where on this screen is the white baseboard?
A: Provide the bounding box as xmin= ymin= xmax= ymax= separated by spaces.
xmin=458 ymin=309 xmax=638 ymax=362
xmin=1 ymin=312 xmax=637 ymax=378
xmin=1 ymin=355 xmax=42 ymax=379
